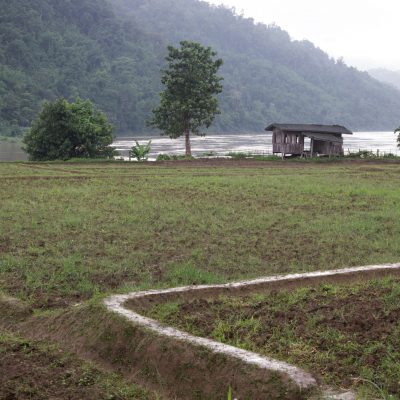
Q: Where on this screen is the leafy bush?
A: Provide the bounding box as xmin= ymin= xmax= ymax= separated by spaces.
xmin=173 ymin=155 xmax=194 ymax=160
xmin=226 ymin=152 xmax=250 ymax=159
xmin=23 ymin=98 xmax=115 ymax=161
xmin=156 ymin=154 xmax=173 ymax=161
xmin=345 ymin=150 xmax=377 ymax=159
xmin=129 ymin=140 xmax=152 ymax=161
xmin=227 ymin=152 xmax=281 ymax=161
xmin=345 ymin=150 xmax=398 ymax=159
xmin=252 ymin=155 xmax=282 ymax=161
xmin=156 ymin=154 xmax=194 ymax=161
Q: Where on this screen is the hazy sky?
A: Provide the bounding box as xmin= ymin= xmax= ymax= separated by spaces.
xmin=207 ymin=0 xmax=399 ymax=71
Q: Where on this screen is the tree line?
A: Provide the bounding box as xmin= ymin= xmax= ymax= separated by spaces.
xmin=24 ymin=41 xmax=224 ymax=160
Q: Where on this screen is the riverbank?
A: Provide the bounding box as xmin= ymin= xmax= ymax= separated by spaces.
xmin=113 ymin=131 xmax=399 ymax=161
xmin=1 ymin=131 xmax=398 ymax=162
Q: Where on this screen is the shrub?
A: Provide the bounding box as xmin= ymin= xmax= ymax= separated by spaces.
xmin=129 ymin=140 xmax=151 ymax=161
xmin=156 ymin=154 xmax=194 ymax=161
xmin=23 ymin=98 xmax=115 ymax=161
xmin=156 ymin=154 xmax=173 ymax=161
xmin=226 ymin=152 xmax=249 ymax=159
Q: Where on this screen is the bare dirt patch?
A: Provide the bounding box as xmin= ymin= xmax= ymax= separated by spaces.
xmin=0 ymin=332 xmax=152 ymax=400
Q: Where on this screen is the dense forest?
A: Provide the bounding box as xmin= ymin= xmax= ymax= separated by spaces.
xmin=1 ymin=0 xmax=400 ymax=136
xmin=0 ymin=0 xmax=163 ymax=136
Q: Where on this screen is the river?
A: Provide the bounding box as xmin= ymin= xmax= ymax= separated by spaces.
xmin=113 ymin=131 xmax=399 ymax=161
xmin=0 ymin=140 xmax=27 ymax=162
xmin=0 ymin=132 xmax=398 ymax=162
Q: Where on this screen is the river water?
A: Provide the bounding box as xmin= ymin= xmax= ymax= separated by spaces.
xmin=0 ymin=141 xmax=28 ymax=162
xmin=0 ymin=132 xmax=398 ymax=162
xmin=113 ymin=131 xmax=399 ymax=161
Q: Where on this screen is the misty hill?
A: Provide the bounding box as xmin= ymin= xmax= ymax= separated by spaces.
xmin=368 ymin=68 xmax=400 ymax=91
xmin=1 ymin=0 xmax=400 ymax=136
xmin=0 ymin=0 xmax=163 ymax=136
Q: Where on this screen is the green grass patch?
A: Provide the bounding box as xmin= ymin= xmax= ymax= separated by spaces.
xmin=1 ymin=161 xmax=400 ymax=308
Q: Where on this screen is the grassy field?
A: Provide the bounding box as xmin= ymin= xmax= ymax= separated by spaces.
xmin=143 ymin=277 xmax=400 ymax=399
xmin=1 ymin=160 xmax=400 ymax=308
xmin=1 ymin=160 xmax=400 ymax=398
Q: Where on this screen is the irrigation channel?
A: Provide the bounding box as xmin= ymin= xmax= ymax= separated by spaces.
xmin=104 ymin=263 xmax=400 ymax=400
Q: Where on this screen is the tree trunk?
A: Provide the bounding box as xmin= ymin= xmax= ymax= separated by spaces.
xmin=184 ymin=130 xmax=192 ymax=157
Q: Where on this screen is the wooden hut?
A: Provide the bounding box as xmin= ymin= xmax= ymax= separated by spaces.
xmin=265 ymin=123 xmax=353 ymax=157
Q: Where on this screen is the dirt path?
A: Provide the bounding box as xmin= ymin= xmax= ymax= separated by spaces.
xmin=104 ymin=263 xmax=400 ymax=399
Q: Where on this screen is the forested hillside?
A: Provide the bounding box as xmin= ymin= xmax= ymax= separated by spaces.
xmin=0 ymin=0 xmax=163 ymax=136
xmin=1 ymin=0 xmax=400 ymax=136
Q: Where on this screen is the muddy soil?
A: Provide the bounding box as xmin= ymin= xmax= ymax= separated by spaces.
xmin=0 ymin=333 xmax=152 ymax=400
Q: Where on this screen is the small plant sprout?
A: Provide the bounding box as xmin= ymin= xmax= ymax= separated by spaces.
xmin=227 ymin=385 xmax=232 ymax=400
xmin=129 ymin=140 xmax=151 ymax=161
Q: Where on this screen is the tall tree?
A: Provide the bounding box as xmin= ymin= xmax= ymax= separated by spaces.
xmin=23 ymin=98 xmax=115 ymax=161
xmin=150 ymin=41 xmax=223 ymax=156
xmin=396 ymin=126 xmax=400 ymax=148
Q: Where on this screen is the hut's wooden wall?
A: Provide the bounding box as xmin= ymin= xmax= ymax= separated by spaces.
xmin=272 ymin=130 xmax=304 ymax=155
xmin=272 ymin=129 xmax=344 ymax=156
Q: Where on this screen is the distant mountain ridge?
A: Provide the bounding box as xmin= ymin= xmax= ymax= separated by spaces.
xmin=368 ymin=68 xmax=400 ymax=91
xmin=1 ymin=0 xmax=400 ymax=135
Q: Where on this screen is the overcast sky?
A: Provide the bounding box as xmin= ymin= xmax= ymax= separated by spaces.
xmin=207 ymin=0 xmax=399 ymax=71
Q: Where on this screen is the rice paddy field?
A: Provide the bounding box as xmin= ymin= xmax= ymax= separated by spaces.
xmin=1 ymin=159 xmax=400 ymax=399
xmin=141 ymin=277 xmax=400 ymax=399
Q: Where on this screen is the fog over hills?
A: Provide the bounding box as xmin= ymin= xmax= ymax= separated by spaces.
xmin=368 ymin=69 xmax=400 ymax=92
xmin=1 ymin=0 xmax=399 ymax=136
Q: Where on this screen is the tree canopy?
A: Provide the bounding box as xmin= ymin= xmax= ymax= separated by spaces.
xmin=23 ymin=98 xmax=115 ymax=161
xmin=150 ymin=41 xmax=223 ymax=156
